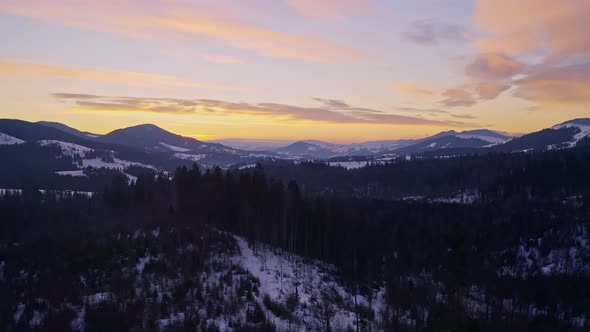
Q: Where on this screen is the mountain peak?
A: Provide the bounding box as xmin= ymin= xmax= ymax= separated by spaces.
xmin=117 ymin=123 xmax=167 ymax=133
xmin=555 ymin=118 xmax=590 ymax=128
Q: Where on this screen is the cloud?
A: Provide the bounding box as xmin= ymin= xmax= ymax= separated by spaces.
xmin=440 ymin=81 xmax=511 ymax=107
xmin=473 ymin=0 xmax=590 ymax=61
xmin=396 ymin=107 xmax=477 ymax=120
xmin=403 ymin=20 xmax=469 ymax=46
xmin=52 ymin=93 xmax=470 ymax=126
xmin=0 ymin=1 xmax=366 ymax=63
xmin=473 ymin=82 xmax=511 ymax=100
xmin=513 ymin=62 xmax=590 ymax=104
xmin=0 ymin=59 xmax=246 ymax=90
xmin=286 ymin=0 xmax=374 ymax=19
xmin=390 ymin=83 xmax=434 ymax=96
xmin=199 ymin=54 xmax=242 ymax=64
xmin=440 ymin=86 xmax=477 ymax=108
xmin=465 ymin=53 xmax=525 ymax=80
xmin=312 ymin=98 xmax=350 ymax=109
xmin=440 ymin=53 xmax=521 ymax=107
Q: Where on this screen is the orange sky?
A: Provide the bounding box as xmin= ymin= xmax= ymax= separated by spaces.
xmin=0 ymin=0 xmax=589 ymax=142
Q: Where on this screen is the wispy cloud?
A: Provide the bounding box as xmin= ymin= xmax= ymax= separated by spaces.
xmin=396 ymin=107 xmax=477 ymax=120
xmin=390 ymin=83 xmax=434 ymax=96
xmin=473 ymin=0 xmax=590 ymax=61
xmin=52 ymin=93 xmax=471 ymax=126
xmin=465 ymin=53 xmax=525 ymax=80
xmin=0 ymin=1 xmax=366 ymax=63
xmin=440 ymin=86 xmax=476 ymax=107
xmin=286 ymin=0 xmax=375 ymax=19
xmin=514 ymin=62 xmax=590 ymax=105
xmin=403 ymin=20 xmax=469 ymax=46
xmin=453 ymin=0 xmax=590 ymax=111
xmin=0 ymin=59 xmax=247 ymax=90
xmin=199 ymin=54 xmax=243 ymax=64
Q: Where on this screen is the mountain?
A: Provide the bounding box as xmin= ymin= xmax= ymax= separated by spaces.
xmin=414 ymin=119 xmax=590 ymax=157
xmin=393 ymin=135 xmax=492 ymax=154
xmin=391 ymin=129 xmax=510 ymax=155
xmin=275 ymin=141 xmax=338 ymax=159
xmin=210 ymin=138 xmax=292 ymax=151
xmin=271 ymin=129 xmax=511 ymax=158
xmin=37 ymin=121 xmax=100 ymax=139
xmin=97 ymin=124 xmax=239 ymax=153
xmin=0 ymin=119 xmax=95 ymax=144
xmin=491 ymin=119 xmax=590 ymax=153
xmin=95 ymin=124 xmax=271 ymax=166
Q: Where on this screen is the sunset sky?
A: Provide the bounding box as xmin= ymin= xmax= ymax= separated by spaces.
xmin=1 ymin=0 xmax=589 ymax=142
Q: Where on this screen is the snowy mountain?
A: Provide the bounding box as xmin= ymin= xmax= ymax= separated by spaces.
xmin=392 ymin=130 xmax=510 ymax=155
xmin=0 ymin=119 xmax=285 ymax=191
xmin=95 ymin=124 xmax=279 ymax=167
xmin=275 ymin=141 xmax=341 ymax=159
xmin=492 ymin=119 xmax=590 ymax=153
xmin=0 ymin=132 xmax=25 ymax=145
xmin=271 ymin=129 xmax=510 ymax=158
xmin=37 ymin=121 xmax=100 ymax=139
xmin=209 ymin=138 xmax=292 ymax=151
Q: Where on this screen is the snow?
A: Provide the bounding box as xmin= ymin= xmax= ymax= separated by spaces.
xmin=159 ymin=142 xmax=190 ymax=152
xmin=0 ymin=188 xmax=22 ymax=196
xmin=427 ymin=142 xmax=437 ymax=148
xmin=38 ymin=189 xmax=95 ymax=198
xmin=56 ymin=170 xmax=87 ymax=177
xmin=14 ymin=303 xmax=25 ymax=324
xmin=158 ymin=313 xmax=185 ymax=328
xmin=70 ymin=308 xmax=85 ymax=331
xmin=85 ymin=133 xmax=99 ymax=138
xmin=83 ymin=292 xmax=110 ymax=305
xmin=552 ymin=123 xmax=590 ymax=147
xmin=81 ymin=157 xmax=156 ymax=171
xmin=457 ymin=134 xmax=507 ymax=144
xmin=238 ymin=164 xmax=257 ymax=170
xmin=174 ymin=153 xmax=206 ymax=161
xmin=29 ymin=310 xmax=43 ymax=327
xmin=0 ymin=132 xmax=25 ymax=145
xmin=0 ymin=188 xmax=94 ymax=198
xmin=234 ymin=235 xmax=385 ymax=331
xmin=38 ymin=140 xmax=93 ymax=157
xmin=327 ymin=161 xmax=368 ymax=169
xmin=136 ymin=254 xmax=159 ymax=275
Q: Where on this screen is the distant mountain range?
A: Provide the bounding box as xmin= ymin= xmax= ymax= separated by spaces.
xmin=0 ymin=118 xmax=588 ymax=185
xmin=272 ymin=129 xmax=513 ymax=158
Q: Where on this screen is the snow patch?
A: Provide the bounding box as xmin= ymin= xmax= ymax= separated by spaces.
xmin=56 ymin=170 xmax=87 ymax=177
xmin=0 ymin=132 xmax=25 ymax=145
xmin=38 ymin=140 xmax=93 ymax=157
xmin=159 ymin=142 xmax=191 ymax=152
xmin=457 ymin=134 xmax=507 ymax=144
xmin=552 ymin=123 xmax=590 ymax=147
xmin=174 ymin=153 xmax=206 ymax=162
xmin=327 ymin=161 xmax=368 ymax=169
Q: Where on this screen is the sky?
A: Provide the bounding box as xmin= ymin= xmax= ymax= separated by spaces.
xmin=0 ymin=0 xmax=589 ymax=143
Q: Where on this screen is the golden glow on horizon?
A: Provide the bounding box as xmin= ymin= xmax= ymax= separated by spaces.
xmin=0 ymin=0 xmax=589 ymax=143
xmin=0 ymin=59 xmax=247 ymax=91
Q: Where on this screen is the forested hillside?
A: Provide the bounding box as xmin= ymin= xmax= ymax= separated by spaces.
xmin=1 ymin=145 xmax=589 ymax=331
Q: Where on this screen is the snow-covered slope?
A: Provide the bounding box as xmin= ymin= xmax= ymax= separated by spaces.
xmin=232 ymin=235 xmax=385 ymax=331
xmin=159 ymin=142 xmax=190 ymax=152
xmin=38 ymin=140 xmax=93 ymax=157
xmin=0 ymin=132 xmax=25 ymax=145
xmin=552 ymin=119 xmax=590 ymax=147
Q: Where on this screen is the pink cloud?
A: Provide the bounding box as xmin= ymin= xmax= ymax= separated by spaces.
xmin=0 ymin=0 xmax=366 ymax=63
xmin=286 ymin=0 xmax=374 ymax=19
xmin=473 ymin=0 xmax=590 ymax=61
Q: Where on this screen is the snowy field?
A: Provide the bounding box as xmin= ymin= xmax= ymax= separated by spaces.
xmin=231 ymin=234 xmax=386 ymax=331
xmin=0 ymin=132 xmax=25 ymax=145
